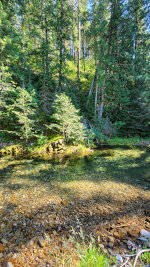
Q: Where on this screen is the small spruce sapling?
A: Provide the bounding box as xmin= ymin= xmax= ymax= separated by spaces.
xmin=12 ymin=88 xmax=37 ymax=143
xmin=47 ymin=93 xmax=86 ymax=144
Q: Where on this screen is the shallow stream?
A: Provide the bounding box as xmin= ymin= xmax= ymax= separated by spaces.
xmin=0 ymin=147 xmax=150 ymax=266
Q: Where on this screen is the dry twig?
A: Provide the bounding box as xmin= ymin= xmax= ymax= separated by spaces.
xmin=133 ymin=249 xmax=150 ymax=267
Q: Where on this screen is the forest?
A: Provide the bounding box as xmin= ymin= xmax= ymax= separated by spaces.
xmin=0 ymin=0 xmax=150 ymax=147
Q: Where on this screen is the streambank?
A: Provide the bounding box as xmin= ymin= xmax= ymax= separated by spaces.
xmin=0 ymin=139 xmax=93 ymax=159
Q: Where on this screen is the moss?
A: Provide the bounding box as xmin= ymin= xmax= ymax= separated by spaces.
xmin=0 ymin=145 xmax=27 ymax=157
xmin=65 ymin=144 xmax=93 ymax=156
xmin=29 ymin=142 xmax=53 ymax=155
xmin=0 ymin=137 xmax=93 ymax=159
xmin=29 ymin=138 xmax=66 ymax=156
xmin=48 ymin=135 xmax=64 ymax=142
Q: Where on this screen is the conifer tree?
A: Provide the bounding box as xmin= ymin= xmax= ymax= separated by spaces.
xmin=0 ymin=65 xmax=16 ymax=135
xmin=0 ymin=0 xmax=149 ymax=139
xmin=12 ymin=88 xmax=38 ymax=143
xmin=54 ymin=0 xmax=74 ymax=92
xmin=48 ymin=93 xmax=86 ymax=144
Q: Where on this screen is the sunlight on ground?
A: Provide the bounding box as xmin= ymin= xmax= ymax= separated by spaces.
xmin=145 ymin=156 xmax=150 ymax=163
xmin=0 ymin=147 xmax=149 ymax=214
xmin=118 ymin=163 xmax=139 ymax=168
xmin=102 ymin=148 xmax=145 ymax=161
xmin=59 ymin=180 xmax=149 ymax=202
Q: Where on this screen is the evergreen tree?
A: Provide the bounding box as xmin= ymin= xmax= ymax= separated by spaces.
xmin=0 ymin=65 xmax=16 ymax=135
xmin=0 ymin=0 xmax=149 ymax=140
xmin=12 ymin=88 xmax=38 ymax=143
xmin=123 ymin=0 xmax=150 ymax=135
xmin=54 ymin=0 xmax=74 ymax=92
xmin=48 ymin=93 xmax=86 ymax=143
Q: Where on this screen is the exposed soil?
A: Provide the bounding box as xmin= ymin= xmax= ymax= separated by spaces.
xmin=0 ymin=148 xmax=150 ymax=266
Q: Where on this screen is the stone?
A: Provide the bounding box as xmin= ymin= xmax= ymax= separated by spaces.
xmin=0 ymin=253 xmax=3 ymax=258
xmin=29 ymin=239 xmax=34 ymax=247
xmin=0 ymin=245 xmax=5 ymax=253
xmin=127 ymin=240 xmax=137 ymax=250
xmin=99 ymin=244 xmax=104 ymax=250
xmin=6 ymin=262 xmax=13 ymax=267
xmin=117 ymin=229 xmax=127 ymax=239
xmin=116 ymin=255 xmax=123 ymax=264
xmin=1 ymin=238 xmax=7 ymax=244
xmin=128 ymin=229 xmax=139 ymax=238
xmin=103 ymin=248 xmax=108 ymax=254
xmin=1 ymin=223 xmax=6 ymax=229
xmin=38 ymin=237 xmax=47 ymax=248
xmin=138 ymin=237 xmax=149 ymax=243
xmin=108 ymin=242 xmax=114 ymax=248
xmin=113 ymin=231 xmax=119 ymax=238
xmin=12 ymin=253 xmax=17 ymax=260
xmin=48 ymin=200 xmax=56 ymax=205
xmin=108 ymin=248 xmax=114 ymax=255
xmin=107 ymin=236 xmax=115 ymax=248
xmin=140 ymin=229 xmax=150 ymax=239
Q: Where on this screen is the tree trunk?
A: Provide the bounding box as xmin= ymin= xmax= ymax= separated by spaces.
xmin=99 ymin=78 xmax=105 ymax=119
xmin=95 ymin=75 xmax=99 ymax=116
xmin=86 ymin=71 xmax=96 ymax=108
xmin=82 ymin=28 xmax=85 ymax=72
xmin=77 ymin=0 xmax=80 ymax=82
xmin=59 ymin=0 xmax=63 ymax=92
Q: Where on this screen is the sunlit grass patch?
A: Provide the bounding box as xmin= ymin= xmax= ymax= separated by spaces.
xmin=105 ymin=148 xmax=145 ymax=161
xmin=118 ymin=163 xmax=139 ymax=168
xmin=108 ymin=137 xmax=150 ymax=146
xmin=0 ymin=145 xmax=27 ymax=156
xmin=145 ymin=156 xmax=150 ymax=163
xmin=68 ymin=225 xmax=115 ymax=267
xmin=75 ymin=243 xmax=111 ymax=267
xmin=139 ymin=246 xmax=150 ymax=265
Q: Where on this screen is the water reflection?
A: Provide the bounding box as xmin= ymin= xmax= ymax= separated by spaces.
xmin=0 ymin=147 xmax=150 ymax=187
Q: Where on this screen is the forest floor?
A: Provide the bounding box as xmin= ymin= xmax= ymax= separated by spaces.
xmin=0 ymin=147 xmax=150 ymax=266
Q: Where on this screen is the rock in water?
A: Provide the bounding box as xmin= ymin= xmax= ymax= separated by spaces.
xmin=140 ymin=229 xmax=150 ymax=239
xmin=38 ymin=237 xmax=47 ymax=248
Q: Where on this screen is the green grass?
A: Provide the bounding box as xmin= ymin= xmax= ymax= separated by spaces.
xmin=77 ymin=245 xmax=111 ymax=267
xmin=108 ymin=136 xmax=150 ymax=146
xmin=139 ymin=245 xmax=150 ymax=265
xmin=140 ymin=251 xmax=150 ymax=265
xmin=48 ymin=134 xmax=64 ymax=142
xmin=69 ymin=227 xmax=114 ymax=267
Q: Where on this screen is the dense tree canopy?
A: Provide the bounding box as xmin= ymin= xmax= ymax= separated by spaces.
xmin=0 ymin=0 xmax=149 ymax=143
